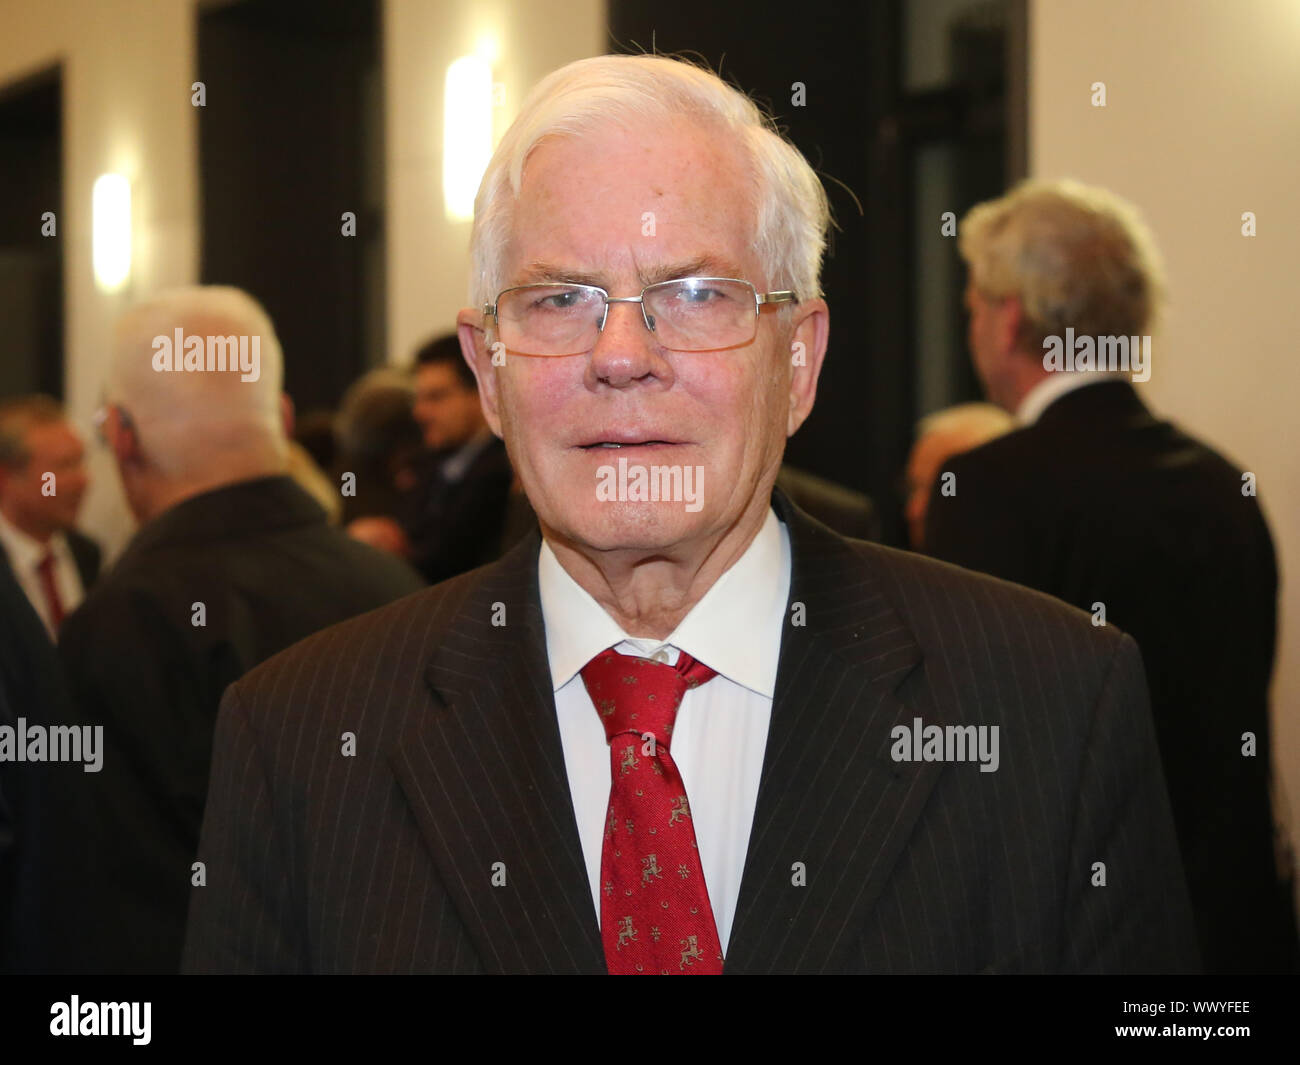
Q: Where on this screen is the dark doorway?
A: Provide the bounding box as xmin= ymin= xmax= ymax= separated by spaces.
xmin=607 ymin=0 xmax=1025 ymax=545
xmin=0 ymin=68 xmax=63 ymax=400
xmin=197 ymin=0 xmax=384 ymax=414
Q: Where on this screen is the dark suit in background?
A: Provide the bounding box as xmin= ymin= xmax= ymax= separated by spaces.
xmin=64 ymin=529 xmax=101 ymax=592
xmin=775 ymin=464 xmax=880 ymax=541
xmin=926 ymin=379 xmax=1297 ymax=973
xmin=0 ymin=563 xmax=71 ymax=970
xmin=184 ymin=492 xmax=1196 ymax=973
xmin=403 ymin=434 xmax=516 ymax=584
xmin=21 ymin=475 xmax=424 ymax=973
xmin=0 ymin=527 xmax=101 ymax=619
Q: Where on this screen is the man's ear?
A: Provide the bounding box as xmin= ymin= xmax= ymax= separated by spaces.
xmin=279 ymin=392 xmax=295 ymax=439
xmin=997 ymin=295 xmax=1025 ymax=356
xmin=107 ymin=407 xmax=142 ymax=468
xmin=787 ymin=298 xmax=830 ymax=437
xmin=457 ymin=309 xmax=502 ymax=437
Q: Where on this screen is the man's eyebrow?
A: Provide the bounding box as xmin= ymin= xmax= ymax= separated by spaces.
xmin=639 ymin=258 xmax=745 ymax=286
xmin=514 ymin=261 xmax=605 ymax=286
xmin=511 ymin=257 xmax=748 ymax=289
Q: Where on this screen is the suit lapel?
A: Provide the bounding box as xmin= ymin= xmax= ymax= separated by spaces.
xmin=388 ymin=533 xmax=604 ymax=973
xmin=726 ymin=495 xmax=949 ymax=973
xmin=385 ymin=493 xmax=947 ymax=974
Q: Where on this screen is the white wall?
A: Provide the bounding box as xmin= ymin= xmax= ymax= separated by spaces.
xmin=383 ymin=0 xmax=606 ymax=365
xmin=1030 ymin=0 xmax=1300 ymax=880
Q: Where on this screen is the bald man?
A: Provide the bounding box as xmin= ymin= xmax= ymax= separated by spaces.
xmin=24 ymin=287 xmax=423 ymax=974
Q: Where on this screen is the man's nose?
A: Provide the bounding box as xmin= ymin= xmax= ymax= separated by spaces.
xmin=585 ymin=300 xmax=674 ymax=390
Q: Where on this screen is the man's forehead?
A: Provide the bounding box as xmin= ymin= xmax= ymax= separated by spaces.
xmin=520 ymin=117 xmax=752 ymax=191
xmin=24 ymin=421 xmax=80 ymax=460
xmin=512 ymin=254 xmax=751 ymax=288
xmin=417 ymin=363 xmax=466 ymax=389
xmin=498 ymin=120 xmax=762 ymax=288
xmin=27 ymin=420 xmax=73 ymax=442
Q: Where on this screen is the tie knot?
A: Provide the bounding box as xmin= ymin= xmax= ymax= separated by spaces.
xmin=580 ymin=648 xmax=716 ymax=747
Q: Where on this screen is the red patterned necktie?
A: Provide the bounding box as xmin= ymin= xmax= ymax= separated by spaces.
xmin=580 ymin=647 xmax=724 ymax=975
xmin=36 ymin=551 xmax=65 ymax=631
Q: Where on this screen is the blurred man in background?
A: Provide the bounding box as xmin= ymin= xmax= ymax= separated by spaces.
xmin=0 ymin=397 xmax=99 ymax=639
xmin=404 ymin=333 xmax=516 ymax=583
xmin=927 ymin=179 xmax=1297 ymax=973
xmin=21 ymin=285 xmax=423 ymax=974
xmin=334 ymin=368 xmax=424 ymax=555
xmin=904 ymin=402 xmax=1012 ymax=550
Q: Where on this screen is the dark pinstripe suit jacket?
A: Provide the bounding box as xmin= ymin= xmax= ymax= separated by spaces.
xmin=182 ymin=492 xmax=1197 ymax=973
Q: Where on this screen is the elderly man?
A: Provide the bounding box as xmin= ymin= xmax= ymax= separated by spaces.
xmin=184 ymin=57 xmax=1194 ymax=974
xmin=0 ymin=397 xmax=99 ymax=639
xmin=22 ymin=286 xmax=423 ymax=974
xmin=927 ymin=180 xmax=1298 ymax=973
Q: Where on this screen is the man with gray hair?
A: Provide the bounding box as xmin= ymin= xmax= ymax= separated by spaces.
xmin=23 ymin=286 xmax=423 ymax=974
xmin=186 ymin=59 xmax=1193 ymax=974
xmin=927 ymin=180 xmax=1297 ymax=973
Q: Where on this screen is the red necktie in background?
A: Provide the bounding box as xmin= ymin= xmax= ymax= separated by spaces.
xmin=580 ymin=647 xmax=724 ymax=975
xmin=36 ymin=551 xmax=65 ymax=632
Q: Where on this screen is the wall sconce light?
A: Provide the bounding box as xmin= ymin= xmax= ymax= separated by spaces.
xmin=93 ymin=173 xmax=131 ymax=291
xmin=443 ymin=55 xmax=494 ymax=222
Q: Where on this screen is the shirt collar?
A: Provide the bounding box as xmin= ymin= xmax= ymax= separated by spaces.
xmin=440 ymin=429 xmax=494 ymax=483
xmin=1016 ymin=371 xmax=1123 ymax=426
xmin=0 ymin=509 xmax=66 ymax=570
xmin=538 ymin=507 xmax=789 ymax=699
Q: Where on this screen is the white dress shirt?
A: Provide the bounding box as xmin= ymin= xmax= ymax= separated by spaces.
xmin=0 ymin=510 xmax=85 ymax=640
xmin=1016 ymin=371 xmax=1124 ymax=426
xmin=540 ymin=507 xmax=791 ymax=955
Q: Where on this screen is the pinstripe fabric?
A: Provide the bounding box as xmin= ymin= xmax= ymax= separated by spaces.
xmin=182 ymin=492 xmax=1197 ymax=973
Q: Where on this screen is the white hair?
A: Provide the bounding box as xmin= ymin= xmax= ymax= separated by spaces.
xmin=469 ymin=53 xmax=831 ymax=308
xmin=109 ymin=285 xmax=286 ymax=477
xmin=959 ymin=179 xmax=1167 ymax=349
